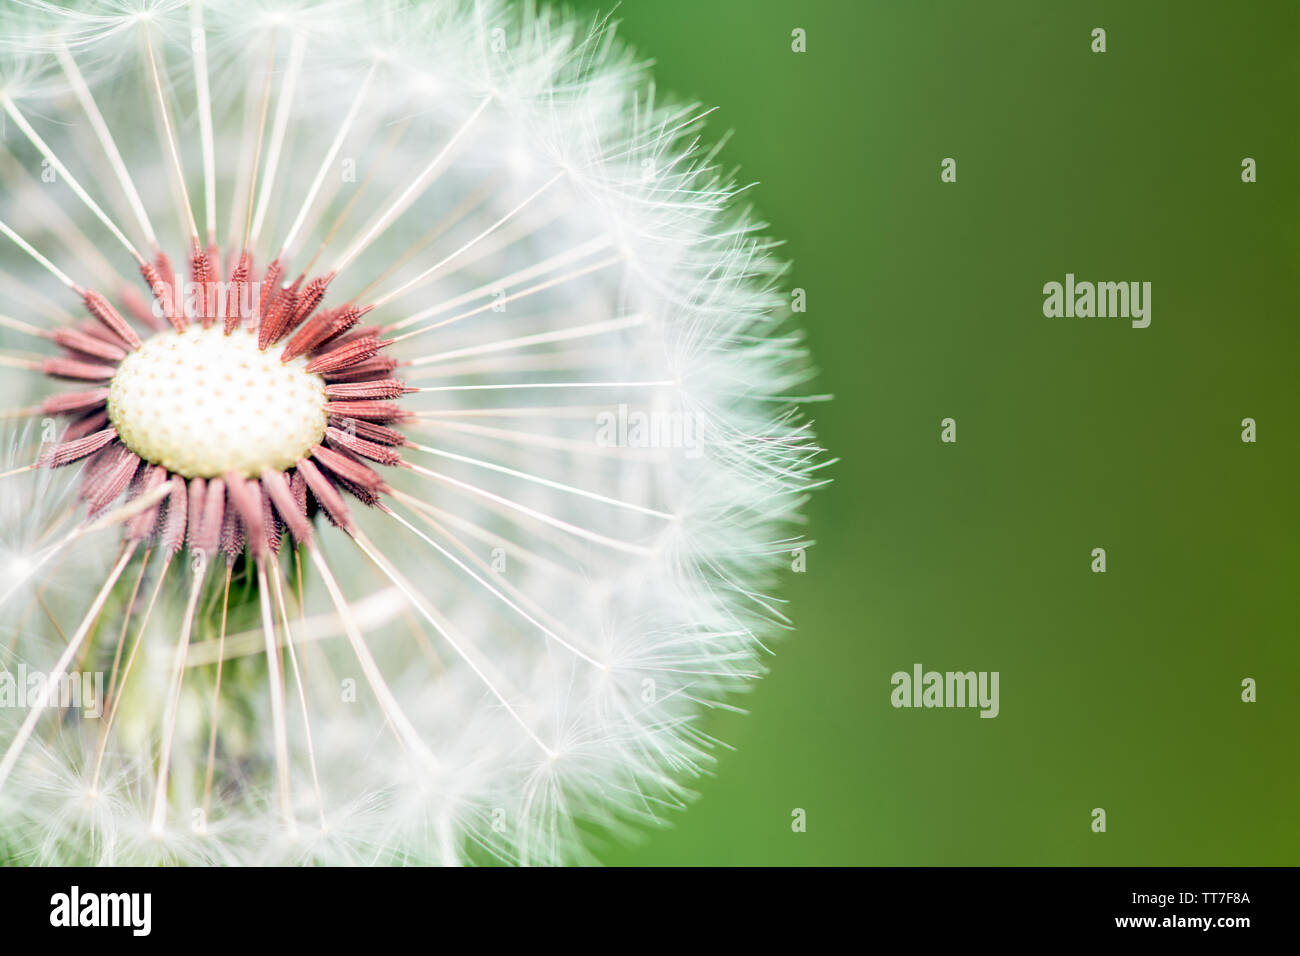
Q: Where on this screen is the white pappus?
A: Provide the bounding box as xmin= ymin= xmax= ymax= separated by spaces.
xmin=0 ymin=0 xmax=828 ymax=865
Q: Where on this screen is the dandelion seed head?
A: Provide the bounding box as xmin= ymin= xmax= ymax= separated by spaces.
xmin=0 ymin=0 xmax=827 ymax=865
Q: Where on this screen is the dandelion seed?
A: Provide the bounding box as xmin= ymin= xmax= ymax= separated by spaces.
xmin=0 ymin=0 xmax=826 ymax=865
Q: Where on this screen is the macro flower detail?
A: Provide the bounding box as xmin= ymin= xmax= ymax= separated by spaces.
xmin=0 ymin=0 xmax=825 ymax=865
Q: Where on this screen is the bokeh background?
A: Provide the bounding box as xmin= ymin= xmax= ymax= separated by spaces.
xmin=574 ymin=0 xmax=1300 ymax=865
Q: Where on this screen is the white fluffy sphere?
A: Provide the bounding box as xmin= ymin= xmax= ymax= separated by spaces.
xmin=0 ymin=0 xmax=825 ymax=865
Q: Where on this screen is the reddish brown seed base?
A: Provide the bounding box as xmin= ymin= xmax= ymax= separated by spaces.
xmin=37 ymin=245 xmax=411 ymax=559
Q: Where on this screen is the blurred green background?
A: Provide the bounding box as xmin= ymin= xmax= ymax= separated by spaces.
xmin=576 ymin=0 xmax=1300 ymax=865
